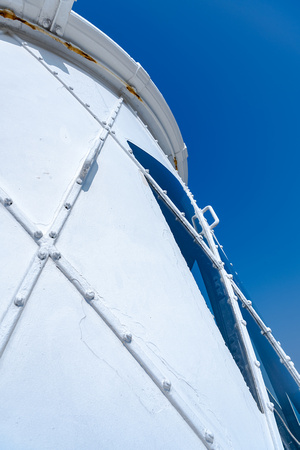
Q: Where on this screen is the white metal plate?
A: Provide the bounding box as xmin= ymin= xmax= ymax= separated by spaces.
xmin=23 ymin=39 xmax=119 ymax=123
xmin=0 ymin=260 xmax=204 ymax=450
xmin=0 ymin=33 xmax=101 ymax=231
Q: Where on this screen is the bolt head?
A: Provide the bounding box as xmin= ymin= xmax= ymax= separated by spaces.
xmin=123 ymin=332 xmax=132 ymax=344
xmin=4 ymin=198 xmax=12 ymax=206
xmin=55 ymin=26 xmax=63 ymax=36
xmin=34 ymin=230 xmax=43 ymax=239
xmin=205 ymin=430 xmax=214 ymax=444
xmin=162 ymin=379 xmax=171 ymax=392
xmin=14 ymin=296 xmax=25 ymax=307
xmin=38 ymin=250 xmax=48 ymax=260
xmin=49 ymin=231 xmax=57 ymax=239
xmin=51 ymin=251 xmax=61 ymax=261
xmin=42 ymin=18 xmax=51 ymax=28
xmin=268 ymin=402 xmax=274 ymax=412
xmin=76 ymin=178 xmax=83 ymax=185
xmin=85 ymin=290 xmax=95 ymax=301
xmin=64 ymin=202 xmax=71 ymax=210
xmin=254 ymin=360 xmax=261 ymax=368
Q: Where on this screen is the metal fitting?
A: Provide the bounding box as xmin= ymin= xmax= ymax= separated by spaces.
xmin=241 ymin=319 xmax=247 ymax=326
xmin=204 ymin=430 xmax=214 ymax=444
xmin=34 ymin=230 xmax=43 ymax=239
xmin=254 ymin=360 xmax=261 ymax=368
xmin=122 ymin=332 xmax=132 ymax=344
xmin=49 ymin=231 xmax=57 ymax=239
xmin=64 ymin=202 xmax=71 ymax=210
xmin=55 ymin=26 xmax=63 ymax=37
xmin=14 ymin=295 xmax=25 ymax=307
xmin=261 ymin=327 xmax=272 ymax=335
xmin=85 ymin=290 xmax=95 ymax=301
xmin=76 ymin=178 xmax=83 ymax=185
xmin=38 ymin=250 xmax=48 ymax=260
xmin=51 ymin=251 xmax=61 ymax=261
xmin=268 ymin=402 xmax=274 ymax=412
xmin=3 ymin=198 xmax=13 ymax=206
xmin=42 ymin=18 xmax=51 ymax=28
xmin=162 ymin=379 xmax=171 ymax=392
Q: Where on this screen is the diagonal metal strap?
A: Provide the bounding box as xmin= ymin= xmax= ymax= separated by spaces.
xmin=0 ymin=97 xmax=123 ymax=356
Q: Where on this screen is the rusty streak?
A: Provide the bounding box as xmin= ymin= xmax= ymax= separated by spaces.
xmin=126 ymin=85 xmax=142 ymax=102
xmin=174 ymin=157 xmax=178 ymax=171
xmin=0 ymin=9 xmax=97 ymax=63
xmin=0 ymin=9 xmax=36 ymax=30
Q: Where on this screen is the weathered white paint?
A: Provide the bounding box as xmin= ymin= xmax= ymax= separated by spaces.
xmin=0 ymin=2 xmax=284 ymax=448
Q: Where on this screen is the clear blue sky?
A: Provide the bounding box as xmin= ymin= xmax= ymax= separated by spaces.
xmin=73 ymin=0 xmax=300 ymax=369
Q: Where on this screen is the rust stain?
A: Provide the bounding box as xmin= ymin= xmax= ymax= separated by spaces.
xmin=62 ymin=41 xmax=97 ymax=63
xmin=0 ymin=9 xmax=143 ymax=100
xmin=174 ymin=156 xmax=178 ymax=171
xmin=0 ymin=9 xmax=97 ymax=63
xmin=126 ymin=85 xmax=142 ymax=102
xmin=0 ymin=9 xmax=36 ymax=30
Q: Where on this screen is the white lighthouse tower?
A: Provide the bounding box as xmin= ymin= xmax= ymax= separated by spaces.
xmin=0 ymin=1 xmax=299 ymax=449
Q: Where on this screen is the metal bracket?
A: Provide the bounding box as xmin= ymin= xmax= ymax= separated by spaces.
xmin=38 ymin=0 xmax=75 ymax=36
xmin=201 ymin=205 xmax=219 ymax=230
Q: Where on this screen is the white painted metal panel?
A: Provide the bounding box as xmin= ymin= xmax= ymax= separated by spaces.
xmin=58 ymin=136 xmax=274 ymax=449
xmin=112 ymin=103 xmax=176 ymax=172
xmin=0 ymin=261 xmax=204 ymax=450
xmin=0 ymin=33 xmax=101 ymax=231
xmin=0 ymin=205 xmax=36 ymax=321
xmin=23 ymin=39 xmax=119 ymax=123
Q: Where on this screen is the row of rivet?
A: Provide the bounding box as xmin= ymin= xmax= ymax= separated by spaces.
xmin=54 ymin=255 xmax=219 ymax=449
xmin=0 ymin=248 xmax=49 ymax=356
xmin=181 ymin=160 xmax=300 ymax=391
xmin=232 ymin=281 xmax=300 ymax=387
xmin=0 ymin=187 xmax=45 ymax=243
xmin=44 ymin=98 xmax=123 ymax=242
xmin=124 ymin=137 xmax=284 ymax=445
xmin=138 ymin=170 xmax=221 ymax=270
xmin=15 ymin=34 xmax=106 ymax=126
